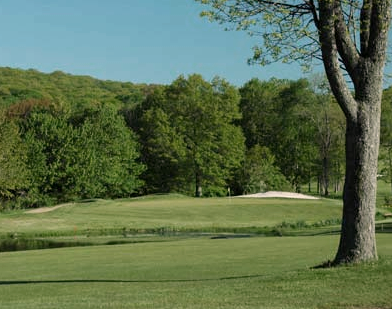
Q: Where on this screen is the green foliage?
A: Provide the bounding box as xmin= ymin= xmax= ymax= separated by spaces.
xmin=379 ymin=86 xmax=392 ymax=193
xmin=272 ymin=79 xmax=318 ymax=191
xmin=18 ymin=106 xmax=145 ymax=205
xmin=0 ymin=67 xmax=153 ymax=206
xmin=0 ymin=66 xmax=370 ymax=202
xmin=136 ymin=74 xmax=245 ymax=196
xmin=0 ymin=67 xmax=150 ymax=110
xmin=68 ymin=105 xmax=145 ymax=199
xmin=197 ymin=0 xmax=320 ymax=69
xmin=135 ymin=87 xmax=186 ymax=193
xmin=0 ymin=113 xmax=29 ymax=201
xmin=239 ymin=78 xmax=320 ymax=192
xmin=234 ymin=145 xmax=290 ymax=194
xmin=239 ymin=78 xmax=287 ymax=149
xmin=308 ymin=77 xmax=346 ymax=196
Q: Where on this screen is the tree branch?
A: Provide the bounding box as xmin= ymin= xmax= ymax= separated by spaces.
xmin=319 ymin=0 xmax=358 ymax=122
xmin=308 ymin=0 xmax=320 ymax=29
xmin=334 ymin=3 xmax=360 ymax=85
xmin=253 ymin=0 xmax=310 ymax=11
xmin=360 ymin=0 xmax=372 ymax=55
xmin=367 ymin=0 xmax=391 ymax=60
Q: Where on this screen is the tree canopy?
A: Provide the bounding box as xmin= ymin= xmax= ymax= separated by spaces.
xmin=134 ymin=74 xmax=245 ymax=196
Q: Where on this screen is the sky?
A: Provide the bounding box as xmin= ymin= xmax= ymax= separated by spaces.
xmin=0 ymin=0 xmax=390 ymax=87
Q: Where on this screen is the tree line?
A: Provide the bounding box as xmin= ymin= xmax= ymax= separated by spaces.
xmin=0 ymin=67 xmax=391 ymax=209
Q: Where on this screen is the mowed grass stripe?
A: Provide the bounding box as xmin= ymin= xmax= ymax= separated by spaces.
xmin=0 ymin=235 xmax=391 ymax=308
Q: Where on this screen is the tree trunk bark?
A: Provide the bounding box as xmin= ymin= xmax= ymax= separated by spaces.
xmin=195 ymin=172 xmax=202 ymax=197
xmin=317 ymin=0 xmax=388 ymax=263
xmin=333 ymin=95 xmax=381 ymax=264
xmin=322 ymin=157 xmax=329 ymax=196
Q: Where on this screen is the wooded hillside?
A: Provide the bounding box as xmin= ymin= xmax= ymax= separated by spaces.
xmin=1 ymin=67 xmax=391 ymax=209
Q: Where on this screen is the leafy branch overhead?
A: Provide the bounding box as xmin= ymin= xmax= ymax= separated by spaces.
xmin=198 ymin=0 xmax=390 ymax=74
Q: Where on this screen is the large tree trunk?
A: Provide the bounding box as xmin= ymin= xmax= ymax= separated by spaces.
xmin=318 ymin=0 xmax=390 ymax=265
xmin=332 ymin=59 xmax=383 ymax=265
xmin=334 ymin=101 xmax=380 ymax=264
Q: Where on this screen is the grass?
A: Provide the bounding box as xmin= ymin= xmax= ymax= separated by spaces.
xmin=0 ymin=194 xmax=391 ymax=308
xmin=0 ymin=195 xmax=343 ymax=238
xmin=0 ymin=234 xmax=391 ymax=308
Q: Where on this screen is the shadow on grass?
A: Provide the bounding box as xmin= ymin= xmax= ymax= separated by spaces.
xmin=0 ymin=275 xmax=265 ymax=285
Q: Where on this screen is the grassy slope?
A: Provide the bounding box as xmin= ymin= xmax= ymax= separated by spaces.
xmin=0 ymin=235 xmax=391 ymax=309
xmin=0 ymin=196 xmax=343 ymax=236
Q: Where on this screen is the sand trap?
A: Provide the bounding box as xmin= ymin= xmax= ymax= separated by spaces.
xmin=237 ymin=191 xmax=319 ymax=200
xmin=25 ymin=203 xmax=73 ymax=214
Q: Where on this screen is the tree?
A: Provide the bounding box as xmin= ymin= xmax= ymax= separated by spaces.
xmin=0 ymin=113 xmax=29 ymax=204
xmin=239 ymin=78 xmax=318 ymax=192
xmin=168 ymin=75 xmax=245 ymax=197
xmin=307 ymin=76 xmax=346 ymax=196
xmin=380 ymin=87 xmax=392 ymax=194
xmin=133 ymin=87 xmax=187 ymax=194
xmin=234 ymin=145 xmax=290 ymax=194
xmin=136 ymin=75 xmax=245 ymax=196
xmin=69 ymin=105 xmax=145 ymax=199
xmin=239 ymin=78 xmax=286 ymax=149
xmin=198 ymin=0 xmax=391 ymax=265
xmin=20 ymin=106 xmax=145 ymax=204
xmin=273 ymin=79 xmax=318 ymax=192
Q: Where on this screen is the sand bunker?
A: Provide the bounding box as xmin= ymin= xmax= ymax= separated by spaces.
xmin=237 ymin=191 xmax=319 ymax=200
xmin=25 ymin=203 xmax=73 ymax=214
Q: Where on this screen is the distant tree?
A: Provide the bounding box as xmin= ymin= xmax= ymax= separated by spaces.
xmin=131 ymin=86 xmax=186 ymax=194
xmin=198 ymin=0 xmax=391 ymax=265
xmin=20 ymin=106 xmax=144 ymax=205
xmin=308 ymin=76 xmax=345 ymax=196
xmin=70 ymin=105 xmax=145 ymax=199
xmin=168 ymin=75 xmax=245 ymax=196
xmin=0 ymin=113 xmax=29 ymax=203
xmin=0 ymin=67 xmax=150 ymax=111
xmin=137 ymin=75 xmax=245 ymax=196
xmin=380 ymin=87 xmax=392 ymax=193
xmin=239 ymin=78 xmax=286 ymax=149
xmin=273 ymin=79 xmax=319 ymax=192
xmin=235 ymin=145 xmax=290 ymax=194
xmin=22 ymin=109 xmax=74 ymax=202
xmin=239 ymin=78 xmax=319 ymax=192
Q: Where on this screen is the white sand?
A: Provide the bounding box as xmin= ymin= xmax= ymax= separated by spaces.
xmin=236 ymin=191 xmax=319 ymax=200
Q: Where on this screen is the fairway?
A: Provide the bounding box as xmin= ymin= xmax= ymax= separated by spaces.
xmin=0 ymin=235 xmax=391 ymax=308
xmin=0 ymin=196 xmax=343 ymax=237
xmin=0 ymin=196 xmax=391 ymax=308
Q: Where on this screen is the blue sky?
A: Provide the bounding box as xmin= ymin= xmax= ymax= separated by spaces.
xmin=0 ymin=0 xmax=390 ymax=87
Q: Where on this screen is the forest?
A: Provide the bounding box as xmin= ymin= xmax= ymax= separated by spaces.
xmin=1 ymin=66 xmax=392 ymax=209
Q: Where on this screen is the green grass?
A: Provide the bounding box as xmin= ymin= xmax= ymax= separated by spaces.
xmin=0 ymin=234 xmax=391 ymax=308
xmin=0 ymin=195 xmax=343 ymax=237
xmin=0 ymin=195 xmax=391 ymax=308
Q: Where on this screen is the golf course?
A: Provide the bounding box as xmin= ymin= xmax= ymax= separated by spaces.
xmin=0 ymin=194 xmax=391 ymax=308
xmin=0 ymin=0 xmax=391 ymax=307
